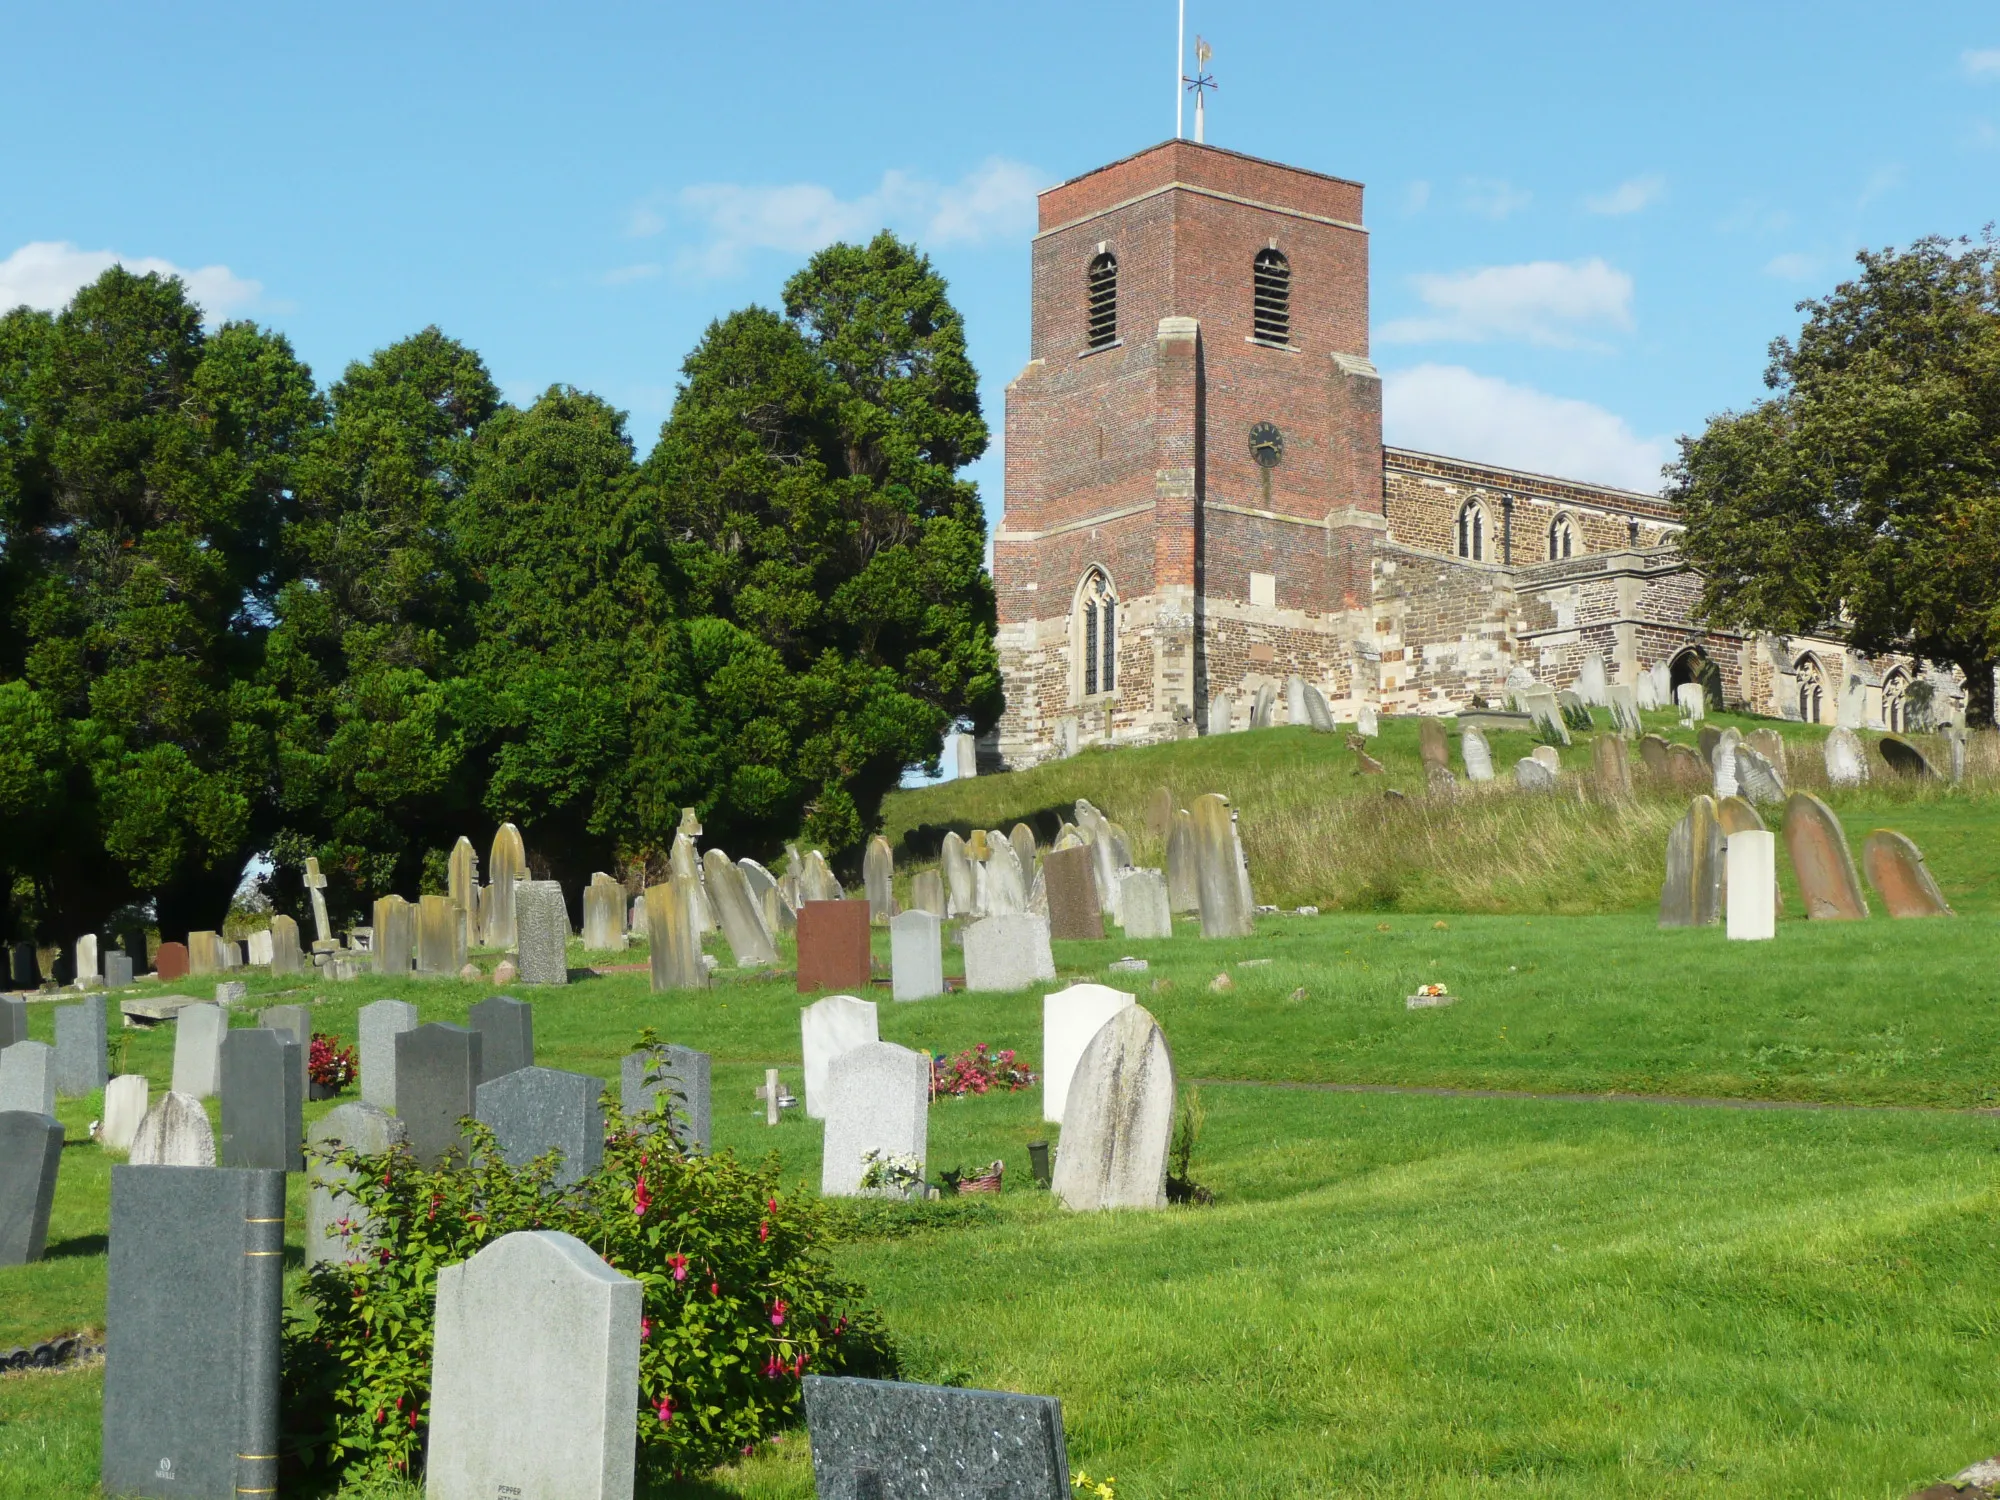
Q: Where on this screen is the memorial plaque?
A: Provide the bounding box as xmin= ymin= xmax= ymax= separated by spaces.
xmin=804 ymin=1376 xmax=1068 ymax=1500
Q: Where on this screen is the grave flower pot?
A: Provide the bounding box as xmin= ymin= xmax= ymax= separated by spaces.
xmin=309 ymin=1080 xmax=340 ymax=1101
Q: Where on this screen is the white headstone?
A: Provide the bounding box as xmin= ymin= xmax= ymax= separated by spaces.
xmin=889 ymin=910 xmax=944 ymax=1002
xmin=1606 ymin=683 xmax=1642 ymax=736
xmin=426 ymin=1231 xmax=641 ymax=1500
xmin=1117 ymin=869 xmax=1172 ymax=940
xmin=1576 ymin=655 xmax=1609 ymax=707
xmin=1825 ymin=726 xmax=1869 ymax=786
xmin=1530 ymin=745 xmax=1561 ymax=771
xmin=1649 ymin=661 xmax=1673 ymax=709
xmin=101 ymin=1074 xmax=149 ymax=1151
xmin=1515 ymin=757 xmax=1557 ymax=791
xmin=0 ymin=1041 xmax=57 ymax=1115
xmin=127 ymin=1091 xmax=215 ymax=1166
xmin=359 ymin=999 xmax=420 ymax=1112
xmin=820 ymin=1041 xmax=930 ymax=1198
xmin=1726 ymin=829 xmax=1777 ymax=941
xmin=170 ymin=1004 xmax=226 ymax=1098
xmin=76 ymin=933 xmax=100 ymax=984
xmin=1675 ymin=682 xmax=1706 ymax=722
xmin=1460 ymin=725 xmax=1494 ymax=782
xmin=1356 ymin=702 xmax=1379 ymax=738
xmin=1635 ymin=669 xmax=1661 ymax=712
xmin=984 ymin=837 xmax=1028 ymax=917
xmin=962 ymin=914 xmax=1057 ymax=993
xmin=1712 ymin=728 xmax=1741 ymax=799
xmin=800 ymin=995 xmax=879 ymax=1119
xmin=1041 ymin=983 xmax=1136 ymax=1125
xmin=1285 ymin=675 xmax=1308 ymax=725
xmin=1838 ymin=675 xmax=1867 ymax=729
xmin=246 ymin=930 xmax=274 ymax=967
xmin=1051 ymin=1005 xmax=1175 ymax=1211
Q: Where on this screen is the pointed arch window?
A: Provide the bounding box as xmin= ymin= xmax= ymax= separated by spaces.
xmin=1548 ymin=513 xmax=1575 ymax=560
xmin=1086 ymin=253 xmax=1118 ymax=348
xmin=1795 ymin=653 xmax=1826 ymax=724
xmin=1253 ymin=249 xmax=1291 ymax=344
xmin=1079 ymin=569 xmax=1118 ymax=697
xmin=1456 ymin=501 xmax=1487 ymax=562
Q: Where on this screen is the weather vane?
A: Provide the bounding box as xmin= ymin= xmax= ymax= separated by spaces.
xmin=1176 ymin=8 xmax=1215 ymax=145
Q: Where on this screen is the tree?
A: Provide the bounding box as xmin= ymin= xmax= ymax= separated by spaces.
xmin=1672 ymin=235 xmax=2000 ymax=725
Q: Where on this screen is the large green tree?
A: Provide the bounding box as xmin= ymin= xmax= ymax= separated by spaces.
xmin=1672 ymin=235 xmax=2000 ymax=725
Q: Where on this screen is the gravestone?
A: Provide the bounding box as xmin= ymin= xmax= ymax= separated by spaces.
xmin=797 ymin=899 xmax=872 ymax=994
xmin=448 ymin=835 xmax=478 ymax=927
xmin=620 ymin=1044 xmax=711 ymax=1150
xmin=1460 ymin=725 xmax=1495 ymax=782
xmin=371 ymin=895 xmax=413 ymax=975
xmin=1576 ymin=654 xmax=1610 ymax=707
xmin=1716 ymin=795 xmax=1765 ymax=837
xmin=417 ymin=893 xmax=464 ymax=975
xmin=1880 ymin=736 xmax=1937 ymax=779
xmin=395 ymin=1023 xmax=483 ymax=1167
xmin=1607 ymin=684 xmax=1643 ymax=736
xmin=306 ymin=1101 xmax=406 ymax=1265
xmin=1041 ymin=844 xmax=1103 ymax=941
xmin=426 ymin=1231 xmax=641 ymax=1500
xmin=476 ymin=1066 xmax=606 ymax=1187
xmin=102 ymin=1165 xmax=286 ymax=1500
xmin=0 ymin=997 xmax=21 ymax=1052
xmin=0 ymin=1041 xmax=56 ymax=1115
xmin=1557 ymin=690 xmax=1594 ymax=730
xmin=1164 ymin=808 xmax=1198 ymax=915
xmin=302 ymin=855 xmax=333 ymax=946
xmin=909 ymin=870 xmax=946 ymax=918
xmin=962 ymin=913 xmax=1057 ymax=993
xmin=820 ymin=1041 xmax=930 ymax=1197
xmin=705 ymin=850 xmax=779 ymax=968
xmin=1042 ymin=983 xmax=1135 ymax=1126
xmin=54 ymin=993 xmax=107 ymax=1096
xmin=101 ymin=1074 xmax=150 ymax=1152
xmin=1119 ymin=868 xmax=1173 ymax=940
xmin=358 ymin=999 xmax=418 ymax=1111
xmin=154 ymin=941 xmax=189 ymax=981
xmin=1051 ymin=1004 xmax=1175 ymax=1212
xmin=1250 ymin=682 xmax=1277 ymax=729
xmin=188 ymin=930 xmax=222 ymax=977
xmin=105 ymin=950 xmax=136 ymax=987
xmin=468 ymin=996 xmax=534 ymax=1084
xmin=581 ymin=872 xmax=624 ymax=951
xmin=1745 ymin=728 xmax=1788 ymax=777
xmin=75 ymin=933 xmax=100 ymax=985
xmin=863 ymin=836 xmax=898 ymax=925
xmin=1418 ymin=717 xmax=1450 ymax=776
xmin=803 ymin=1376 xmax=1069 ymax=1500
xmin=1636 ymin=669 xmax=1661 ymax=711
xmin=1590 ymin=735 xmax=1630 ymax=798
xmin=645 ymin=879 xmax=708 ymax=993
xmin=1659 ymin=795 xmax=1723 ymax=928
xmin=1675 ymin=682 xmax=1707 ymax=721
xmin=1515 ymin=757 xmax=1557 ymax=792
xmin=889 ymin=910 xmax=944 ymax=1002
xmin=1356 ymin=702 xmax=1380 ymax=738
xmin=1304 ymin=682 xmax=1335 ymax=732
xmin=1666 ymin=742 xmax=1707 ymax=788
xmin=258 ymin=1004 xmax=312 ymax=1100
xmin=1522 ymin=689 xmax=1569 ymax=744
xmin=1838 ymin=674 xmax=1868 ymax=729
xmin=1143 ymin=785 xmax=1174 ymax=841
xmin=800 ymin=994 xmax=878 ymax=1120
xmin=266 ymin=915 xmax=301 ymax=977
xmin=1862 ymin=830 xmax=1953 ymax=917
xmin=1735 ymin=744 xmax=1785 ymax=804
xmin=0 ymin=1111 xmax=63 ymax=1264
xmin=485 ymin=821 xmax=528 ymax=948
xmin=801 ymin=848 xmax=844 ymax=903
xmin=1697 ymin=725 xmax=1722 ymax=764
xmin=1783 ymin=792 xmax=1869 ymax=920
xmin=1726 ymin=829 xmax=1777 ymax=941
xmin=1010 ymin=823 xmax=1039 ymax=886
xmin=1711 ymin=728 xmax=1740 ymax=798
xmin=1286 ymin=675 xmax=1308 ymax=725
xmin=940 ymin=832 xmax=975 ymax=917
xmin=6 ymin=940 xmax=36 ymax=988
xmin=987 ymin=834 xmax=1029 ymax=917
xmin=514 ymin=880 xmax=571 ymax=986
xmin=128 ymin=1091 xmax=216 ymax=1166
xmin=245 ymin=930 xmax=273 ymax=967
xmin=214 ymin=980 xmax=247 ymax=1008
xmin=1638 ymin=734 xmax=1671 ymax=779
xmin=220 ymin=1029 xmax=303 ymax=1172
xmin=1190 ymin=793 xmax=1252 ymax=938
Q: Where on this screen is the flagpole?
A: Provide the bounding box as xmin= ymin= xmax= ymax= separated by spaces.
xmin=1176 ymin=0 xmax=1185 ymax=139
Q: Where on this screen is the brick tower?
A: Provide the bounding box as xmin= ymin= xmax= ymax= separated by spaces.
xmin=992 ymin=140 xmax=1385 ymax=766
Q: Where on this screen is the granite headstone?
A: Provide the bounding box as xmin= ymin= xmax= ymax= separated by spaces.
xmin=820 ymin=1041 xmax=930 ymax=1197
xmin=475 ymin=1065 xmax=606 ymax=1187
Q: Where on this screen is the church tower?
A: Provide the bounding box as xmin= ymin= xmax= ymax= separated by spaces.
xmin=992 ymin=140 xmax=1386 ymax=766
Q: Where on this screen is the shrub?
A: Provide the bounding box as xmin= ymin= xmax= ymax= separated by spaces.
xmin=308 ymin=1033 xmax=358 ymax=1092
xmin=282 ymin=1108 xmax=896 ymax=1487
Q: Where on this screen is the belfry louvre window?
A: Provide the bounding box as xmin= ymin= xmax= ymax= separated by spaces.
xmin=1086 ymin=253 xmax=1118 ymax=348
xmin=1253 ymin=249 xmax=1291 ymax=344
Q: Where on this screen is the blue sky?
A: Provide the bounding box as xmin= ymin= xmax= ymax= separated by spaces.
xmin=5 ymin=0 xmax=1997 ymax=506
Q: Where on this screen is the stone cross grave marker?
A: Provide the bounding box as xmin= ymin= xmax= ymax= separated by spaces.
xmin=1862 ymin=829 xmax=1953 ymax=917
xmin=820 ymin=1041 xmax=931 ymax=1197
xmin=0 ymin=1041 xmax=56 ymax=1116
xmin=889 ymin=910 xmax=944 ymax=1002
xmin=221 ymin=1029 xmax=303 ymax=1172
xmin=301 ymin=855 xmax=333 ymax=944
xmin=394 ymin=1022 xmax=483 ymax=1167
xmin=101 ymin=1074 xmax=149 ymax=1151
xmin=803 ymin=1375 xmax=1069 ymax=1500
xmin=306 ymin=1101 xmax=406 ymax=1266
xmin=800 ymin=994 xmax=878 ymax=1119
xmin=1051 ymin=1004 xmax=1175 ymax=1211
xmin=797 ymin=899 xmax=872 ymax=994
xmin=358 ymin=999 xmax=418 ymax=1111
xmin=128 ymin=1092 xmax=216 ymax=1165
xmin=962 ymin=913 xmax=1057 ymax=993
xmin=1783 ymin=792 xmax=1869 ymax=920
xmin=1042 ymin=983 xmax=1135 ymax=1126
xmin=621 ymin=1044 xmax=711 ymax=1151
xmin=476 ymin=1066 xmax=606 ymax=1187
xmin=514 ymin=880 xmax=571 ymax=985
xmin=0 ymin=1111 xmax=63 ymax=1266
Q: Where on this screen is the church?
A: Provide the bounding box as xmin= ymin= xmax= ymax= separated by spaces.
xmin=988 ymin=140 xmax=1949 ymax=767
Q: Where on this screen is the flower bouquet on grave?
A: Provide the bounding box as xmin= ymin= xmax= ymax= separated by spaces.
xmin=929 ymin=1043 xmax=1036 ymax=1100
xmin=308 ymin=1033 xmax=358 ymax=1098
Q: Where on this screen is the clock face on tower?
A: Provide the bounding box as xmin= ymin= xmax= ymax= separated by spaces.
xmin=1248 ymin=421 xmax=1284 ymax=468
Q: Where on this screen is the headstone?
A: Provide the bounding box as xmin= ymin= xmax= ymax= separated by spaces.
xmin=1285 ymin=675 xmax=1308 ymax=725
xmin=620 ymin=1044 xmax=711 ymax=1150
xmin=1745 ymin=728 xmax=1788 ymax=775
xmin=1042 ymin=983 xmax=1136 ymax=1126
xmin=1051 ymin=1004 xmax=1175 ymax=1211
xmin=1636 ymin=668 xmax=1661 ymax=711
xmin=705 ymin=850 xmax=779 ymax=968
xmin=0 ymin=1041 xmax=56 ymax=1115
xmin=863 ymin=835 xmax=898 ymax=925
xmin=1460 ymin=724 xmax=1494 ymax=781
xmin=257 ymin=1003 xmax=311 ymax=1101
xmin=1556 ymin=688 xmax=1593 ymax=729
xmin=909 ymin=870 xmax=946 ymax=918
xmin=1726 ymin=829 xmax=1777 ymax=941
xmin=75 ymin=933 xmax=100 ymax=984
xmin=468 ymin=996 xmax=534 ymax=1084
xmin=800 ymin=994 xmax=879 ymax=1119
xmin=154 ymin=941 xmax=189 ymax=981
xmin=802 ymin=1376 xmax=1069 ymax=1500
xmin=1189 ymin=793 xmax=1252 ymax=938
xmin=105 ymin=950 xmax=136 ymax=987
xmin=820 ymin=1041 xmax=930 ymax=1197
xmin=1838 ymin=674 xmax=1867 ymax=729
xmin=101 ymin=1075 xmax=149 ymax=1151
xmin=1303 ymin=683 xmax=1335 ymax=732
xmin=1165 ymin=808 xmax=1198 ymax=914
xmin=213 ymin=979 xmax=247 ymax=1008
xmin=1862 ymin=830 xmax=1953 ymax=917
xmin=987 ymin=834 xmax=1029 ymax=917
xmin=1418 ymin=717 xmax=1449 ymax=776
xmin=1735 ymin=744 xmax=1785 ymax=804
xmin=1591 ymin=735 xmax=1630 ymax=798
xmin=1638 ymin=734 xmax=1671 ymax=778
xmin=220 ymin=1028 xmax=303 ymax=1172
xmin=580 ymin=873 xmax=623 ymax=951
xmin=476 ymin=1066 xmax=605 ymax=1187
xmin=629 ymin=894 xmax=648 ymax=936
xmin=448 ymin=835 xmax=479 ymax=927
xmin=938 ymin=832 xmax=974 ymax=918
xmin=102 ymin=1165 xmax=286 ymax=1500
xmin=0 ymin=1111 xmax=63 ymax=1264
xmin=306 ymin=1101 xmax=406 ymax=1265
xmin=1576 ymin=654 xmax=1610 ymax=707
xmin=485 ymin=821 xmax=528 ymax=948
xmin=187 ymin=930 xmax=222 ymax=977
xmin=357 ymin=999 xmax=419 ymax=1111
xmin=1206 ymin=692 xmax=1233 ymax=734
xmin=262 ymin=914 xmax=300 ymax=977
xmin=1675 ymin=682 xmax=1707 ymax=721
xmin=801 ymin=848 xmax=843 ymax=903
xmin=1712 ymin=728 xmax=1741 ymax=798
xmin=416 ymin=893 xmax=464 ymax=974
xmin=426 ymin=1231 xmax=641 ymax=1500
xmin=1250 ymin=681 xmax=1277 ymax=729
xmin=1659 ymin=795 xmax=1723 ymax=928
xmin=54 ymin=993 xmax=107 ymax=1096
xmin=513 ymin=880 xmax=570 ymax=986
xmin=1880 ymin=736 xmax=1937 ymax=778
xmin=302 ymin=853 xmax=334 ymax=944
xmin=1783 ymin=792 xmax=1869 ymax=920
xmin=1946 ymin=725 xmax=1969 ymax=783
xmin=128 ymin=1091 xmax=216 ymax=1166
xmin=245 ymin=930 xmax=272 ymax=967
xmin=1041 ymin=844 xmax=1103 ymax=941
xmin=377 ymin=894 xmax=417 ymax=975
xmin=1119 ymin=869 xmax=1173 ymax=940
xmin=797 ymin=899 xmax=872 ymax=994
xmin=0 ymin=995 xmax=21 ymax=1050
xmin=1697 ymin=725 xmax=1721 ymax=764
xmin=889 ymin=910 xmax=944 ymax=1002
xmin=962 ymin=913 xmax=1057 ymax=993
xmin=1515 ymin=757 xmax=1557 ymax=791
xmin=1666 ymin=742 xmax=1707 ymax=788
xmin=1607 ymin=683 xmax=1643 ymax=736
xmin=1010 ymin=824 xmax=1039 ymax=883
xmin=395 ymin=1023 xmax=483 ymax=1167
xmin=645 ymin=879 xmax=708 ymax=993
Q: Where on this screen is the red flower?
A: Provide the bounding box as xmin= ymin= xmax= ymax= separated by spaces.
xmin=764 ymin=1354 xmax=784 ymax=1379
xmin=656 ymin=1397 xmax=674 ymax=1426
xmin=758 ymin=1220 xmax=770 ymax=1242
xmin=770 ymin=1299 xmax=788 ymax=1327
xmin=640 ymin=1316 xmax=652 ymax=1341
xmin=668 ymin=1253 xmax=689 ymax=1281
xmin=710 ymin=1281 xmax=719 ymax=1296
xmin=632 ymin=1178 xmax=651 ymax=1216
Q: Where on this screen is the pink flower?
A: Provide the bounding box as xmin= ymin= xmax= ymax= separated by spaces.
xmin=640 ymin=1317 xmax=652 ymax=1341
xmin=758 ymin=1220 xmax=769 ymax=1242
xmin=770 ymin=1299 xmax=788 ymax=1327
xmin=668 ymin=1253 xmax=689 ymax=1282
xmin=632 ymin=1178 xmax=651 ymax=1216
xmin=764 ymin=1354 xmax=784 ymax=1379
xmin=656 ymin=1397 xmax=674 ymax=1426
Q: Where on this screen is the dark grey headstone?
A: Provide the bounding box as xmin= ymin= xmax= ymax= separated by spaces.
xmin=468 ymin=996 xmax=534 ymax=1084
xmin=0 ymin=1111 xmax=63 ymax=1265
xmin=394 ymin=1022 xmax=482 ymax=1168
xmin=8 ymin=941 xmax=39 ymax=988
xmin=105 ymin=950 xmax=135 ymax=988
xmin=220 ymin=1029 xmax=303 ymax=1172
xmin=474 ymin=1066 xmax=605 ymax=1186
xmin=804 ymin=1376 xmax=1069 ymax=1500
xmin=54 ymin=993 xmax=108 ymax=1097
xmin=0 ymin=995 xmax=25 ymax=1049
xmin=258 ymin=1003 xmax=313 ymax=1101
xmin=619 ymin=1045 xmax=711 ymax=1151
xmin=103 ymin=1165 xmax=284 ymax=1500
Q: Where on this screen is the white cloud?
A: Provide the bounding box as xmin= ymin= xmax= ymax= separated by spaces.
xmin=0 ymin=240 xmax=261 ymax=323
xmin=648 ymin=157 xmax=1041 ymax=277
xmin=1384 ymin=364 xmax=1671 ymax=493
xmin=1462 ymin=178 xmax=1531 ymax=220
xmin=1378 ymin=258 xmax=1635 ymax=348
xmin=1963 ymin=48 xmax=2000 ymax=78
xmin=1584 ymin=174 xmax=1665 ymax=215
xmin=1764 ymin=252 xmax=1820 ymax=281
